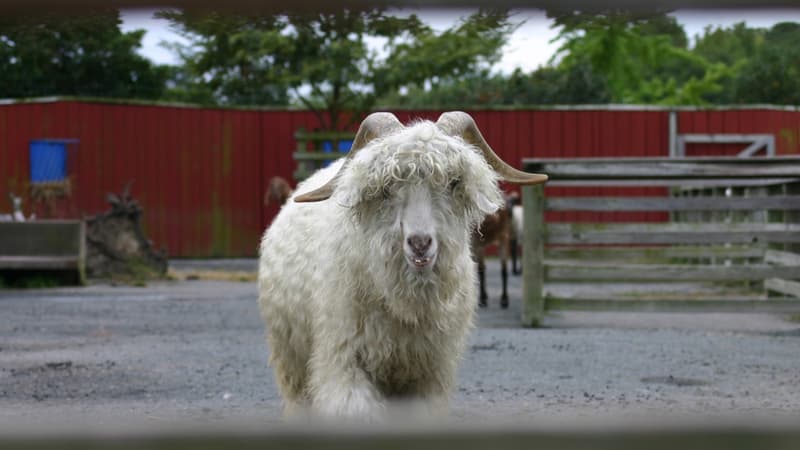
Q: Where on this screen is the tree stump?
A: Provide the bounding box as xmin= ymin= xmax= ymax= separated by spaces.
xmin=85 ymin=184 xmax=167 ymax=282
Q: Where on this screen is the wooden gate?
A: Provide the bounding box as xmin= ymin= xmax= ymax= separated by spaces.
xmin=520 ymin=157 xmax=800 ymax=327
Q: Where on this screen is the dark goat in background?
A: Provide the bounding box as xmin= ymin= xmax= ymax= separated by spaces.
xmin=264 ymin=176 xmax=293 ymax=207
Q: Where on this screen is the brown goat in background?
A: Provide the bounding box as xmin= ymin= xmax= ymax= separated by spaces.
xmin=264 ymin=176 xmax=293 ymax=207
xmin=472 ymin=194 xmax=515 ymax=309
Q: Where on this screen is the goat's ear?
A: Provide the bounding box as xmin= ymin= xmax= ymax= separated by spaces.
xmin=466 ymin=176 xmax=503 ymax=215
xmin=474 ymin=190 xmax=501 ymax=215
xmin=461 ymin=151 xmax=505 ymax=216
xmin=324 ymin=166 xmax=366 ymax=207
xmin=335 ymin=183 xmax=362 ymax=207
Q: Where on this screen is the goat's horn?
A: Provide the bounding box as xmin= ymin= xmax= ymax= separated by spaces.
xmin=295 ymin=112 xmax=405 ymax=202
xmin=436 ymin=111 xmax=548 ymax=185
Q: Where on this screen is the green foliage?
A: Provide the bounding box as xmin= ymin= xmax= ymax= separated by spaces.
xmin=733 ymin=22 xmax=800 ymax=105
xmin=634 ymin=62 xmax=733 ymax=105
xmin=0 ymin=10 xmax=169 ymax=99
xmin=635 ymin=13 xmax=688 ymax=48
xmin=547 ymin=9 xmax=724 ymax=105
xmin=379 ymin=61 xmax=611 ymax=108
xmin=3 ymin=9 xmax=799 ymax=109
xmin=160 ymin=9 xmax=514 ymax=129
xmin=689 ymin=22 xmax=763 ymax=103
xmin=693 ymin=22 xmax=763 ymax=66
xmin=543 ymin=12 xmax=800 ymax=106
xmin=155 ymin=11 xmax=292 ymax=106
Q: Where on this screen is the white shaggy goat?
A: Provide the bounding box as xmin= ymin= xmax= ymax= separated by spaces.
xmin=257 ymin=112 xmax=547 ymax=419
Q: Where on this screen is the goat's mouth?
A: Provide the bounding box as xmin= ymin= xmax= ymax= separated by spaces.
xmin=406 ymin=254 xmax=436 ymax=271
xmin=413 ymin=256 xmax=431 ymax=267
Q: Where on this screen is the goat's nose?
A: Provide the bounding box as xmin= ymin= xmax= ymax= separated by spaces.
xmin=407 ymin=234 xmax=432 ymax=256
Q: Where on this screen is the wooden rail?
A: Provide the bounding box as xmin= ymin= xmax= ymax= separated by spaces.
xmin=765 ymin=250 xmax=800 ymax=298
xmin=524 ymin=156 xmax=800 ymax=180
xmin=292 ymin=129 xmax=354 ymax=182
xmin=546 ymin=196 xmax=800 ymax=211
xmin=520 ymin=157 xmax=800 ymax=327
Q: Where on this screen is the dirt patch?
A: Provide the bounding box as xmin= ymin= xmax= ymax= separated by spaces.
xmin=640 ymin=375 xmax=711 ymax=387
xmin=167 ymin=269 xmax=257 ymax=282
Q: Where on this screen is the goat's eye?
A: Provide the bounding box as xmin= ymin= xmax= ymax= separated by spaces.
xmin=448 ymin=178 xmax=461 ymax=191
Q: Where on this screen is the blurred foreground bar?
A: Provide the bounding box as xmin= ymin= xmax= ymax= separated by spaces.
xmin=1 ymin=0 xmax=799 ymax=14
xmin=3 ymin=426 xmax=800 ymax=450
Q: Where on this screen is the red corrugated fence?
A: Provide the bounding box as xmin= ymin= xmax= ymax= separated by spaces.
xmin=1 ymin=100 xmax=798 ymax=257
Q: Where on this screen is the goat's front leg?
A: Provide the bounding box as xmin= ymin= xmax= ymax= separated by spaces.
xmin=307 ymin=329 xmax=384 ymax=419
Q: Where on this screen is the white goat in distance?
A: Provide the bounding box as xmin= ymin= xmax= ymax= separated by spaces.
xmin=257 ymin=111 xmax=547 ymax=420
xmin=0 ymin=193 xmax=33 ymax=222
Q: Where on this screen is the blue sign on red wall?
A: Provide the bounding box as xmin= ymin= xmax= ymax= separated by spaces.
xmin=29 ymin=139 xmax=78 ymax=183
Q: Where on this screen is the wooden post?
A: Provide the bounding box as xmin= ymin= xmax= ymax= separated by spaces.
xmin=522 ymin=184 xmax=545 ymax=327
xmin=786 ymin=181 xmax=800 ymax=254
xmin=293 ymin=128 xmax=308 ymax=182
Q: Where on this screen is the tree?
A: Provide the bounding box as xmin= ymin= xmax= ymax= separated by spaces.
xmin=733 ymin=22 xmax=800 ymax=104
xmin=378 ymin=61 xmax=611 ymax=107
xmin=0 ymin=10 xmax=168 ymax=100
xmin=635 ymin=13 xmax=688 ymax=49
xmin=155 ymin=12 xmax=292 ymax=106
xmin=547 ymin=9 xmax=721 ymax=105
xmin=692 ymin=22 xmax=763 ymax=67
xmin=685 ymin=22 xmax=762 ymax=103
xmin=160 ymin=9 xmax=514 ymax=130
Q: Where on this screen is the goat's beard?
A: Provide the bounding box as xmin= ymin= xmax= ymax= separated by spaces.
xmin=365 ymin=227 xmax=472 ymax=326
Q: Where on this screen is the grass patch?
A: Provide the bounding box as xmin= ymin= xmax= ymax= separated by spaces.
xmin=787 ymin=314 xmax=800 ymax=323
xmin=18 ymin=275 xmax=61 ymax=288
xmin=104 ymin=258 xmax=167 ymax=287
xmin=0 ymin=271 xmax=74 ymax=288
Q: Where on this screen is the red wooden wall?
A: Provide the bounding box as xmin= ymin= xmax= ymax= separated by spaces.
xmin=679 ymin=109 xmax=800 ymax=156
xmin=1 ymin=100 xmax=798 ymax=257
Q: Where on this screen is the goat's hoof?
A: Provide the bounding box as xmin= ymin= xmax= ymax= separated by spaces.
xmin=478 ymin=298 xmax=487 ymax=308
xmin=500 ymin=298 xmax=509 ymax=309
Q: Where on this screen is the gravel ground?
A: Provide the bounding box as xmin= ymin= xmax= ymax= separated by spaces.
xmin=1 ymin=260 xmax=799 ymax=429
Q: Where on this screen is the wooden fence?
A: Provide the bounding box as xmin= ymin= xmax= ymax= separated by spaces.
xmin=519 ymin=157 xmax=800 ymax=327
xmin=293 ymin=129 xmax=354 ymax=181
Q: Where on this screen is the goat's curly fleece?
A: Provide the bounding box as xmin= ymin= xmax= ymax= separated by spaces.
xmin=258 ymin=121 xmax=503 ymax=419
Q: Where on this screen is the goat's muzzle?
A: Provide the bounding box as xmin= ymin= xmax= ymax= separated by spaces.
xmin=404 ymin=233 xmax=437 ymax=271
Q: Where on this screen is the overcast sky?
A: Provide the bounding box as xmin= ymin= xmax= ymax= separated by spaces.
xmin=120 ymin=8 xmax=800 ymax=74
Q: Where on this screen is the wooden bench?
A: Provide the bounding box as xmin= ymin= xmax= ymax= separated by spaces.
xmin=520 ymin=156 xmax=800 ymax=327
xmin=0 ymin=220 xmax=86 ymax=285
